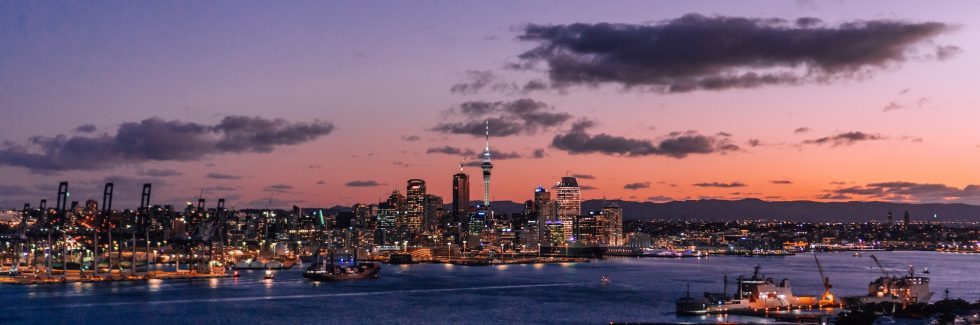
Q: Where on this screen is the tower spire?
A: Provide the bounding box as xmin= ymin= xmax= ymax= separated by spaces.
xmin=480 ymin=120 xmax=493 ymax=207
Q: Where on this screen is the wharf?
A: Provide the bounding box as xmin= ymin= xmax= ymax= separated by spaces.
xmin=0 ymin=270 xmax=231 ymax=285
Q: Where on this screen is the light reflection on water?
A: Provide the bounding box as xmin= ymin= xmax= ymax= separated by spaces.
xmin=0 ymin=251 xmax=976 ymax=324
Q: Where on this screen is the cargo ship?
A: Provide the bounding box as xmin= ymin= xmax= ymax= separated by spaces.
xmin=844 ymin=255 xmax=933 ymax=305
xmin=676 ymin=264 xmax=829 ymax=315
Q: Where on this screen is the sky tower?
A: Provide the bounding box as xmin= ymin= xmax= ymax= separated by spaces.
xmin=481 ymin=120 xmax=493 ymax=207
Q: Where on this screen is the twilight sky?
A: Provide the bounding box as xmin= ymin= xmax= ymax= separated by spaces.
xmin=2 ymin=1 xmax=980 ymax=209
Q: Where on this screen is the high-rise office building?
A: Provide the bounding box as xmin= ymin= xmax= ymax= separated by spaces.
xmin=423 ymin=194 xmax=444 ymax=231
xmin=602 ymin=202 xmax=624 ymax=246
xmin=452 ymin=164 xmax=470 ymax=223
xmin=556 ymin=177 xmax=581 ymax=243
xmin=480 ymin=120 xmax=493 ymax=207
xmin=405 ymin=179 xmax=426 ymax=231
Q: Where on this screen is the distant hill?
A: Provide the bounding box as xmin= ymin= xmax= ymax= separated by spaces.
xmin=294 ymin=199 xmax=980 ymax=222
xmin=486 ymin=198 xmax=980 ymax=222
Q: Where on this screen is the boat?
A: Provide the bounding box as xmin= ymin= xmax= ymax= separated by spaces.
xmin=600 ymin=276 xmax=611 ymax=285
xmin=388 ymin=253 xmax=416 ymax=264
xmin=232 ymin=270 xmax=240 ymax=278
xmin=303 ymin=250 xmax=380 ymax=282
xmin=641 ymin=247 xmax=704 ymax=258
xmin=922 ymin=267 xmax=929 ymax=274
xmin=853 ymin=252 xmax=863 ymax=257
xmin=675 ymin=265 xmax=822 ymax=314
xmin=263 ymin=270 xmax=275 ymax=280
xmin=676 ymin=284 xmax=709 ymax=315
xmin=845 ymin=255 xmax=933 ymax=305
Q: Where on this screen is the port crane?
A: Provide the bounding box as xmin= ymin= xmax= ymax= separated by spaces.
xmin=814 ymin=254 xmax=836 ymax=306
xmin=870 ymin=254 xmax=890 ymax=277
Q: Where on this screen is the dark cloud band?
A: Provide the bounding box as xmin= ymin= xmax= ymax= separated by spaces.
xmin=517 ymin=14 xmax=955 ymax=92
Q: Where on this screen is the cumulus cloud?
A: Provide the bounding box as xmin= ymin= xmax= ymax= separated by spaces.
xmin=802 ymin=131 xmax=884 ymax=146
xmin=207 ymin=172 xmax=242 ymax=180
xmin=624 ymin=182 xmax=651 ymax=190
xmin=516 ymin=14 xmax=956 ymax=92
xmin=401 ymin=135 xmax=421 ymax=141
xmin=771 ymin=180 xmax=794 ymax=185
xmin=432 ymin=99 xmax=572 ymax=137
xmin=794 ymin=127 xmax=812 ymax=134
xmin=551 ymin=120 xmax=740 ymax=158
xmin=694 ymin=181 xmax=746 ymax=188
xmin=0 ymin=116 xmax=334 ymax=172
xmin=345 ymin=180 xmax=381 ymax=187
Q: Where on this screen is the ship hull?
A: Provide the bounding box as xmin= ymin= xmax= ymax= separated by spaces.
xmin=302 ymin=263 xmax=380 ymax=282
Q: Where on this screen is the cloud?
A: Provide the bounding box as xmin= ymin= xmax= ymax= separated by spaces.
xmin=826 ymin=181 xmax=980 ymax=202
xmin=316 ymin=180 xmax=326 ymax=185
xmin=551 ymin=121 xmax=740 ymax=158
xmin=571 ymin=173 xmax=595 ymax=180
xmin=432 ymin=99 xmax=572 ymax=137
xmin=138 ymin=168 xmax=183 ymax=177
xmin=426 ymin=146 xmax=476 ymax=156
xmin=401 ymin=135 xmax=421 ymax=141
xmin=580 ymin=185 xmax=598 ymax=190
xmin=802 ymin=131 xmax=884 ymax=146
xmin=882 ymin=102 xmax=904 ymax=112
xmin=532 ymin=148 xmax=547 ymax=158
xmin=748 ymin=139 xmax=762 ymax=147
xmin=647 ymin=195 xmax=674 ymax=202
xmin=771 ymin=180 xmax=793 ymax=185
xmin=693 ymin=181 xmax=746 ymax=188
xmin=345 ymin=180 xmax=382 ymax=187
xmin=623 ymin=182 xmax=651 ymax=190
xmin=264 ymin=184 xmax=293 ymax=193
xmin=74 ymin=124 xmax=97 ymax=133
xmin=794 ymin=127 xmax=812 ymax=134
xmin=817 ymin=193 xmax=853 ymax=200
xmin=0 ymin=116 xmax=334 ymax=172
xmin=206 ymin=172 xmax=242 ymax=180
xmin=0 ymin=185 xmax=28 ymax=196
xmin=516 ymin=14 xmax=955 ymax=92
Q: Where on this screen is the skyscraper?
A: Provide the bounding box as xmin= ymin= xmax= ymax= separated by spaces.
xmin=480 ymin=120 xmax=493 ymax=207
xmin=602 ymin=202 xmax=624 ymax=246
xmin=452 ymin=163 xmax=470 ymax=223
xmin=556 ymin=177 xmax=581 ymax=243
xmin=405 ymin=179 xmax=426 ymax=231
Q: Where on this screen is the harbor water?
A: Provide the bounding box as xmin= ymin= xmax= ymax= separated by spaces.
xmin=1 ymin=251 xmax=976 ymax=324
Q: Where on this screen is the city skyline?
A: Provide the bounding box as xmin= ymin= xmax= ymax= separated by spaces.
xmin=3 ymin=1 xmax=980 ymax=209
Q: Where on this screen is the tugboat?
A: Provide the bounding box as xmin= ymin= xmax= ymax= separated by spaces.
xmin=263 ymin=270 xmax=275 ymax=280
xmin=303 ymin=249 xmax=379 ymax=282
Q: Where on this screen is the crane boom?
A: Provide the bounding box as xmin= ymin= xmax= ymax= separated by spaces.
xmin=814 ymin=254 xmax=835 ymax=305
xmin=870 ymin=254 xmax=889 ymax=277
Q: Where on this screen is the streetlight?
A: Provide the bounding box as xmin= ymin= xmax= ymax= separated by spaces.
xmin=448 ymin=243 xmax=452 ymax=263
xmin=538 ymin=243 xmax=541 ymax=258
xmin=462 ymin=240 xmax=467 ymax=256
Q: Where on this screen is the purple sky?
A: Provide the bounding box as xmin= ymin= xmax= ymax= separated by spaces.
xmin=1 ymin=1 xmax=979 ymax=209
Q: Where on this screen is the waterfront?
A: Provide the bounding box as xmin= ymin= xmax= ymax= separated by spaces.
xmin=1 ymin=251 xmax=976 ymax=324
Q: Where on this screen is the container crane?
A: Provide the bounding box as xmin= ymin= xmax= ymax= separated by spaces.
xmin=814 ymin=254 xmax=836 ymax=306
